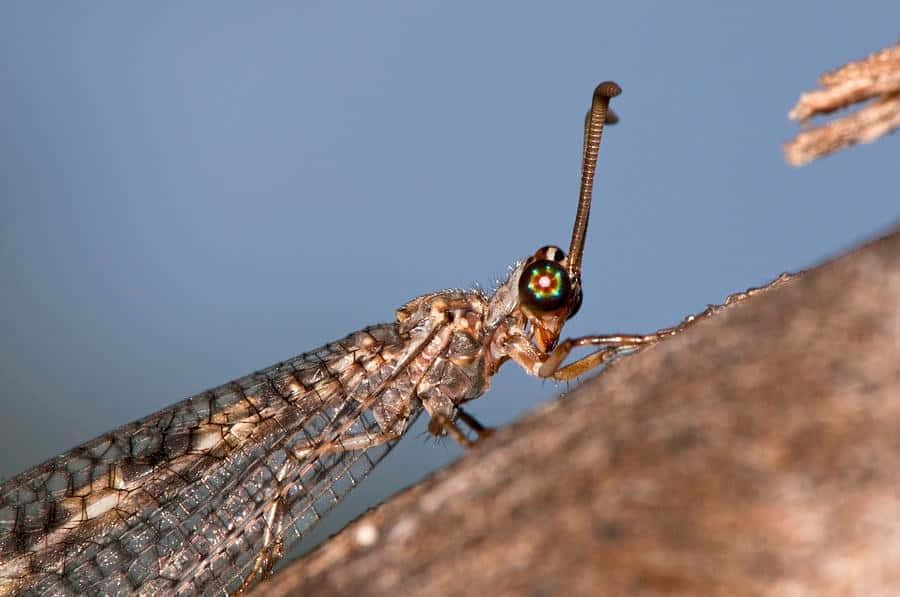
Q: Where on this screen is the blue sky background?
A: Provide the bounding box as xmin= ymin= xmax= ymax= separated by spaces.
xmin=2 ymin=2 xmax=898 ymax=556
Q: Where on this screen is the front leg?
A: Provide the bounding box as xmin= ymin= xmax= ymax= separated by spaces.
xmin=537 ymin=272 xmax=801 ymax=380
xmin=538 ymin=334 xmax=658 ymax=379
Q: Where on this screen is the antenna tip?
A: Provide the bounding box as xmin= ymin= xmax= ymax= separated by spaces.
xmin=593 ymin=81 xmax=622 ymax=99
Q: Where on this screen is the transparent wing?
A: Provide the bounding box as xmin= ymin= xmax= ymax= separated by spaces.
xmin=0 ymin=324 xmax=418 ymax=596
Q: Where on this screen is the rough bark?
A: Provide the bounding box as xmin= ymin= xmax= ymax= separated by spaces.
xmin=251 ymin=225 xmax=900 ymax=597
xmin=785 ymin=43 xmax=900 ymax=165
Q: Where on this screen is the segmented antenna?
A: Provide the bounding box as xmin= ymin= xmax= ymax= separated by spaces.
xmin=567 ymin=81 xmax=621 ymax=278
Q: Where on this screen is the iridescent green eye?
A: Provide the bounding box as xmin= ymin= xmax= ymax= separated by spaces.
xmin=518 ymin=259 xmax=572 ymax=312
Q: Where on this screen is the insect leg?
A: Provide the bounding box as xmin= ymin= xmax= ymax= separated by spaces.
xmin=427 ymin=407 xmax=495 ymax=448
xmin=539 ymin=272 xmax=802 ymax=380
xmin=538 ymin=334 xmax=656 ymax=379
xmin=456 ymin=407 xmax=494 ymax=441
xmin=427 ymin=413 xmax=476 ymax=447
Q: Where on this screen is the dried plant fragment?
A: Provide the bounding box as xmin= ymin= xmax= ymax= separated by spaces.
xmin=784 ymin=43 xmax=900 ymax=166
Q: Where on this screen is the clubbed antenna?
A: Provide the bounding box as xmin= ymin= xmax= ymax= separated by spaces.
xmin=567 ymin=81 xmax=621 ymax=279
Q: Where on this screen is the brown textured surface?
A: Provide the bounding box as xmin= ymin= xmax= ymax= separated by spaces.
xmin=252 ymin=226 xmax=900 ymax=597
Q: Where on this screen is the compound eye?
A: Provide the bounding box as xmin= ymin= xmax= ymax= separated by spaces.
xmin=535 ymin=245 xmax=566 ymax=263
xmin=518 ymin=259 xmax=572 ymax=312
xmin=567 ymin=288 xmax=583 ymax=320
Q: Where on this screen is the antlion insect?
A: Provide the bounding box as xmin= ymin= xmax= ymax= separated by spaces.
xmin=0 ymin=82 xmax=795 ymax=595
